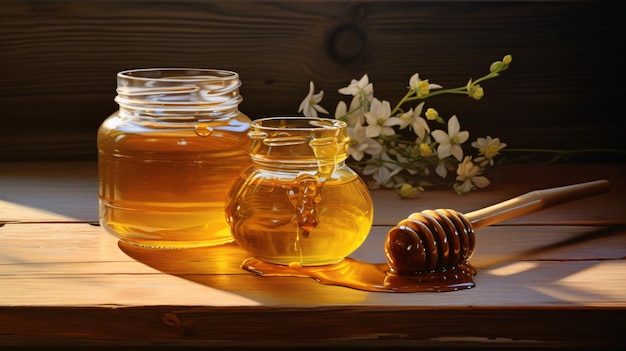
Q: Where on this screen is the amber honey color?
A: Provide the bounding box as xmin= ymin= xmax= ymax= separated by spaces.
xmin=242 ymin=257 xmax=476 ymax=292
xmin=226 ymin=169 xmax=373 ymax=266
xmin=98 ymin=118 xmax=251 ymax=248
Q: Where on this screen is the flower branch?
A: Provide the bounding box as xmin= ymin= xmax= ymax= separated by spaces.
xmin=298 ymin=55 xmax=512 ymax=197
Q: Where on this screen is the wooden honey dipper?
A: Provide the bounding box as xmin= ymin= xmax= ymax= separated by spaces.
xmin=384 ymin=179 xmax=611 ymax=275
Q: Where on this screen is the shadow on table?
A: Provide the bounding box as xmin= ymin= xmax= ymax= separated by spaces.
xmin=117 ymin=240 xmax=374 ymax=305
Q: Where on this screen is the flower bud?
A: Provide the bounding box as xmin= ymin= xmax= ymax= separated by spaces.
xmin=503 ymin=55 xmax=512 ymax=65
xmin=425 ymin=108 xmax=439 ymax=121
xmin=419 ymin=143 xmax=433 ymax=157
xmin=397 ymin=183 xmax=420 ymax=198
xmin=490 ymin=61 xmax=504 ymax=73
xmin=469 ymin=85 xmax=484 ymax=100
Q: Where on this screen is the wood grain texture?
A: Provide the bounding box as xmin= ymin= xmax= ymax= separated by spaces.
xmin=1 ymin=162 xmax=625 ymax=348
xmin=1 ymin=306 xmax=624 ymax=349
xmin=2 ymin=223 xmax=625 ymax=308
xmin=3 ymin=161 xmax=624 ymax=226
xmin=1 ymin=1 xmax=625 ymax=160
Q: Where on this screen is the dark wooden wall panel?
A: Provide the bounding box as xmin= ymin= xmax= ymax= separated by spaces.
xmin=1 ymin=1 xmax=624 ymax=160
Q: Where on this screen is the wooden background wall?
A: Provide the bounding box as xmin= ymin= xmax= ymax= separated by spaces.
xmin=1 ymin=1 xmax=624 ymax=161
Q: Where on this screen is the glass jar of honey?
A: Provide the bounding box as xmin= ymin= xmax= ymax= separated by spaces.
xmin=98 ymin=68 xmax=251 ymax=248
xmin=225 ymin=117 xmax=373 ymax=266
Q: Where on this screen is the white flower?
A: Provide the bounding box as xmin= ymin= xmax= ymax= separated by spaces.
xmin=336 ymin=75 xmax=372 ymax=126
xmin=472 ymin=136 xmax=507 ymax=166
xmin=408 ymin=73 xmax=442 ymax=97
xmin=339 ymin=74 xmax=374 ymax=100
xmin=346 ymin=123 xmax=383 ymax=161
xmin=362 ymin=152 xmax=403 ymax=188
xmin=453 ymin=156 xmax=490 ymax=194
xmin=335 ymin=96 xmax=366 ymax=127
xmin=435 ymin=160 xmax=449 ymax=178
xmin=364 ymin=98 xmax=402 ymax=138
xmin=398 ymin=102 xmax=430 ymax=139
xmin=298 ymin=81 xmax=329 ymax=117
xmin=431 ymin=115 xmax=469 ymax=161
xmin=297 ymin=55 xmax=513 ymax=194
xmin=335 ymin=100 xmax=347 ymax=119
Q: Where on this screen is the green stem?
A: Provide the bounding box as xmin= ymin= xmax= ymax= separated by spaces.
xmin=472 ymin=72 xmax=499 ymax=85
xmin=336 ymin=101 xmax=367 ymax=122
xmin=388 ymin=71 xmax=502 ymax=117
xmin=389 ymin=90 xmax=416 ymax=116
xmin=408 ymin=89 xmax=468 ymax=100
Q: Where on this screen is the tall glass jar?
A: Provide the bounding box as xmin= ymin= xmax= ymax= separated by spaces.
xmin=225 ymin=117 xmax=374 ymax=266
xmin=98 ymin=68 xmax=251 ymax=248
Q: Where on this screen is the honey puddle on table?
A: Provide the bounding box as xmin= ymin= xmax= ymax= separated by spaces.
xmin=241 ymin=257 xmax=476 ymax=292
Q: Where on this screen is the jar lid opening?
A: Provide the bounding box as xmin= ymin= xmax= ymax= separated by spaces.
xmin=118 ymin=68 xmax=239 ymax=82
xmin=253 ymin=117 xmax=347 ymax=131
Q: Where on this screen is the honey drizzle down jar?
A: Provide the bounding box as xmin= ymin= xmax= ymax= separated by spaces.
xmin=98 ymin=68 xmax=251 ymax=248
xmin=225 ymin=117 xmax=373 ymax=266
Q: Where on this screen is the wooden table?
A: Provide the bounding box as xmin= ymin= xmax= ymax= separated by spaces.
xmin=1 ymin=162 xmax=625 ymax=349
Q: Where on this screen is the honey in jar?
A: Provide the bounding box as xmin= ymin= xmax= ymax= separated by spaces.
xmin=98 ymin=68 xmax=251 ymax=248
xmin=225 ymin=117 xmax=374 ymax=266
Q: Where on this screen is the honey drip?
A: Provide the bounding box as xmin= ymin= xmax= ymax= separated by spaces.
xmin=286 ymin=175 xmax=323 ymax=235
xmin=233 ymin=180 xmax=609 ymax=292
xmin=241 ymin=257 xmax=475 ymax=292
xmin=285 ymin=135 xmax=343 ymax=236
xmin=226 ymin=174 xmax=372 ymax=266
xmin=235 ymin=179 xmax=610 ymax=293
xmin=226 ymin=118 xmax=370 ymax=267
xmin=240 ymin=206 xmax=476 ymax=292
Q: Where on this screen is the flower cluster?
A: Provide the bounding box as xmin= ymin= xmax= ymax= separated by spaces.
xmin=298 ymin=55 xmax=512 ymax=197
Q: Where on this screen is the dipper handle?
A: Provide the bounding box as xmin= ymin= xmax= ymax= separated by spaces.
xmin=465 ymin=179 xmax=611 ymax=230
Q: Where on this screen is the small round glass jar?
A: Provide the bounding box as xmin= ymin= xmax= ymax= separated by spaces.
xmin=225 ymin=117 xmax=374 ymax=266
xmin=98 ymin=68 xmax=251 ymax=248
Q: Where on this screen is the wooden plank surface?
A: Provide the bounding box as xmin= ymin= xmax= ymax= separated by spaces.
xmin=1 ymin=162 xmax=625 ymax=348
xmin=1 ymin=223 xmax=625 ymax=307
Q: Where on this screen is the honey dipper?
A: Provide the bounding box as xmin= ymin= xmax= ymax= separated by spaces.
xmin=384 ymin=179 xmax=611 ymax=275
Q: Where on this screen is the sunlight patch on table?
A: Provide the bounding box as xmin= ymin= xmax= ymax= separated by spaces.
xmin=532 ymin=261 xmax=626 ymax=306
xmin=486 ymin=261 xmax=539 ymax=276
xmin=0 ymin=275 xmax=261 ymax=307
xmin=0 ymin=199 xmax=76 ymax=222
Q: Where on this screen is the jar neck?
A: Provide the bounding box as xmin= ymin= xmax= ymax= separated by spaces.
xmin=250 ymin=155 xmax=348 ymax=173
xmin=115 ymin=68 xmax=242 ymax=120
xmin=248 ymin=117 xmax=350 ymax=177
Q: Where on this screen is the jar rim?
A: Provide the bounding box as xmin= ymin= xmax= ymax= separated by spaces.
xmin=252 ymin=117 xmax=347 ymax=131
xmin=117 ymin=68 xmax=239 ymax=82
